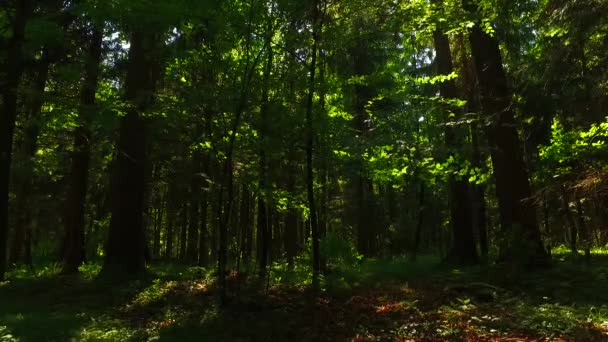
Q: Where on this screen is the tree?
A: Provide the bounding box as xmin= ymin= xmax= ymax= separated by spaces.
xmin=464 ymin=0 xmax=547 ymax=265
xmin=62 ymin=24 xmax=104 ymax=274
xmin=432 ymin=11 xmax=477 ymax=264
xmin=102 ymin=29 xmax=161 ymax=275
xmin=305 ymin=0 xmax=322 ymax=289
xmin=0 ymin=0 xmax=34 ymax=281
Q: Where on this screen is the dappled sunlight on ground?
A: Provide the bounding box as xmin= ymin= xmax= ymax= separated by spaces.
xmin=2 ymin=256 xmax=608 ymax=341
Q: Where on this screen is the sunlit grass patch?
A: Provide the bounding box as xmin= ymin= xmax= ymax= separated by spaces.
xmin=131 ymin=279 xmax=177 ymax=306
xmin=76 ymin=316 xmax=140 ymax=342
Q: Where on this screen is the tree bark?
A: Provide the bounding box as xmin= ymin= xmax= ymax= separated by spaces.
xmin=0 ymin=0 xmax=32 ymax=281
xmin=560 ymin=186 xmax=578 ymax=255
xmin=187 ymin=152 xmax=202 ymax=264
xmin=62 ymin=26 xmax=103 ymax=274
xmin=179 ymin=204 xmax=188 ymax=261
xmin=464 ymin=0 xmax=547 ymax=265
xmin=102 ymin=31 xmax=159 ymax=276
xmin=8 ymin=50 xmax=51 ymax=267
xmin=471 ymin=123 xmax=488 ymax=258
xmin=411 ymin=182 xmax=425 ymax=261
xmin=284 ymin=162 xmax=298 ymax=267
xmin=575 ymin=198 xmax=591 ymax=263
xmin=432 ymin=25 xmax=477 ymax=265
xmin=238 ymin=184 xmax=251 ymax=265
xmin=198 ymin=159 xmax=210 ymax=266
xmin=306 ymin=0 xmax=321 ymax=289
xmin=256 ymin=19 xmax=274 ymax=277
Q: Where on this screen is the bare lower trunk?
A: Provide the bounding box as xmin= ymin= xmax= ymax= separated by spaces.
xmin=0 ymin=0 xmax=33 ymax=281
xmin=102 ymin=31 xmax=159 ymax=276
xmin=465 ymin=0 xmax=546 ymax=266
xmin=433 ymin=22 xmax=477 ymax=265
xmin=62 ymin=27 xmax=103 ymax=274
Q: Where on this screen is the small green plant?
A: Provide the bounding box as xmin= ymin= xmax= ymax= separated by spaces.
xmin=320 ymin=231 xmax=363 ymax=268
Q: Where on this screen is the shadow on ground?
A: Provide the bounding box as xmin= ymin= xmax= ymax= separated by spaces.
xmin=1 ymin=255 xmax=607 ymax=341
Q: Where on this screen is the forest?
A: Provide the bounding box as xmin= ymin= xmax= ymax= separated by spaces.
xmin=1 ymin=0 xmax=608 ymax=340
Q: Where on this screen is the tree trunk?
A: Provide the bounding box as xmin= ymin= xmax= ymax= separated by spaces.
xmin=306 ymin=0 xmax=321 ymax=289
xmin=179 ymin=204 xmax=188 ymax=261
xmin=238 ymin=184 xmax=251 ymax=265
xmin=217 ymin=9 xmax=257 ymax=304
xmin=62 ymin=26 xmax=103 ymax=274
xmin=464 ymin=0 xmax=546 ymax=266
xmin=8 ymin=50 xmax=51 ymax=267
xmin=471 ymin=123 xmax=488 ymax=259
xmin=0 ymin=0 xmax=33 ymax=281
xmin=187 ymin=153 xmax=202 ymax=264
xmin=102 ymin=31 xmax=159 ymax=276
xmin=165 ymin=179 xmax=179 ymax=259
xmin=576 ymin=198 xmax=591 ymax=263
xmin=433 ymin=22 xmax=478 ymax=265
xmin=256 ymin=20 xmax=274 ymax=277
xmin=284 ymin=162 xmax=298 ymax=267
xmin=411 ymin=182 xmax=425 ymax=261
xmin=152 ymin=198 xmax=163 ymax=259
xmin=560 ymin=185 xmax=578 ymax=255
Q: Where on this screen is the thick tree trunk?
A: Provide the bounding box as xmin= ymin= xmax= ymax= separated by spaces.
xmin=433 ymin=26 xmax=477 ymax=265
xmin=179 ymin=204 xmax=188 ymax=261
xmin=62 ymin=27 xmax=103 ymax=274
xmin=465 ymin=0 xmax=547 ymax=265
xmin=350 ymin=37 xmax=377 ymax=257
xmin=102 ymin=31 xmax=159 ymax=276
xmin=0 ymin=0 xmax=33 ymax=281
xmin=471 ymin=123 xmax=488 ymax=258
xmin=187 ymin=152 xmax=202 ymax=264
xmin=8 ymin=46 xmax=51 ymax=267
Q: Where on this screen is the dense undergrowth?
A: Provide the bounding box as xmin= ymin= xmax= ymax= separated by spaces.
xmin=1 ymin=249 xmax=608 ymax=341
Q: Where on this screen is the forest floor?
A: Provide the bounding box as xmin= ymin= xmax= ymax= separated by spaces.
xmin=2 ymin=252 xmax=608 ymax=341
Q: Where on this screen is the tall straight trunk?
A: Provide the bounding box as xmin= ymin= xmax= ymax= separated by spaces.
xmin=62 ymin=27 xmax=103 ymax=274
xmin=217 ymin=1 xmax=258 ymax=303
xmin=8 ymin=50 xmax=51 ymax=267
xmin=153 ymin=199 xmax=163 ymax=259
xmin=543 ymin=192 xmax=551 ymax=255
xmin=238 ymin=184 xmax=251 ymax=264
xmin=187 ymin=153 xmax=202 ymax=264
xmin=351 ymin=40 xmax=376 ymax=256
xmin=317 ymin=57 xmax=328 ymax=272
xmin=257 ymin=27 xmax=273 ymax=277
xmin=102 ymin=31 xmax=159 ymax=276
xmin=576 ymin=198 xmax=591 ymax=263
xmin=198 ymin=171 xmax=209 ymax=266
xmin=179 ymin=204 xmax=188 ymax=261
xmin=165 ymin=180 xmax=179 ymax=259
xmin=560 ymin=186 xmax=577 ymax=254
xmin=471 ymin=123 xmax=488 ymax=258
xmin=257 ymin=197 xmax=268 ymax=275
xmin=464 ymin=0 xmax=546 ymax=265
xmin=0 ymin=0 xmax=32 ymax=281
xmin=411 ymin=182 xmax=425 ymax=261
xmin=306 ymin=0 xmax=321 ymax=289
xmin=432 ymin=24 xmax=477 ymax=265
xmin=284 ymin=162 xmax=298 ymax=267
